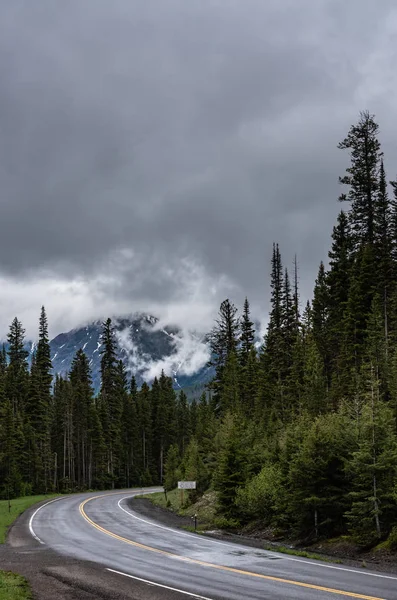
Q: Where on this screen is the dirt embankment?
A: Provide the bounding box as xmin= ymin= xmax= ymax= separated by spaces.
xmin=130 ymin=497 xmax=397 ymax=575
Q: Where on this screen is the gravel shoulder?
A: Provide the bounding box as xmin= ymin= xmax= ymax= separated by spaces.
xmin=0 ymin=496 xmax=205 ymax=600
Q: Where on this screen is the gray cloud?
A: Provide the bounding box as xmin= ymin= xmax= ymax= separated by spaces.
xmin=0 ymin=0 xmax=397 ymax=337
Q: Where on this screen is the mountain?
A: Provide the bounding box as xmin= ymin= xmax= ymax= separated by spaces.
xmin=48 ymin=314 xmax=214 ymax=395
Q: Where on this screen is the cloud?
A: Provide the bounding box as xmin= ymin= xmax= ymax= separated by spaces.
xmin=0 ymin=251 xmax=236 ymax=339
xmin=0 ymin=0 xmax=397 ymax=339
xmin=115 ymin=320 xmax=211 ymax=383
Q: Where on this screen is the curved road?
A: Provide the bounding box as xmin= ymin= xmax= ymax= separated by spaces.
xmin=28 ymin=489 xmax=397 ymax=600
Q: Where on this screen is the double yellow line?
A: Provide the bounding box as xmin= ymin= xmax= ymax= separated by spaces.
xmin=79 ymin=495 xmax=384 ymax=600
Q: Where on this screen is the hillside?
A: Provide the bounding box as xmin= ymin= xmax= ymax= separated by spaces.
xmin=49 ymin=314 xmax=214 ymax=394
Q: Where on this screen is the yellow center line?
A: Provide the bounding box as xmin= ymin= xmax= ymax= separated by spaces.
xmin=79 ymin=495 xmax=385 ymax=600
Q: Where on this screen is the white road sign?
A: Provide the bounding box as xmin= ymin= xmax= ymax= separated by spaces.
xmin=178 ymin=481 xmax=196 ymax=489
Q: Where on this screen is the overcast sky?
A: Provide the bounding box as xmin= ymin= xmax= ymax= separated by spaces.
xmin=0 ymin=0 xmax=397 ymax=339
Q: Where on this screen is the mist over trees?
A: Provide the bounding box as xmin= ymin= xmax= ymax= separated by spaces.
xmin=1 ymin=111 xmax=397 ymax=547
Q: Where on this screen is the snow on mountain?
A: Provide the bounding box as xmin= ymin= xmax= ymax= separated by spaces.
xmin=49 ymin=313 xmax=213 ymax=394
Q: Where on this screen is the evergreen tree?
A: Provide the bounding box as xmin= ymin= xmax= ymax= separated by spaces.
xmin=293 ymin=255 xmax=300 ymax=329
xmin=312 ymin=262 xmax=331 ymax=390
xmin=152 ymin=371 xmax=177 ymax=482
xmin=261 ymin=245 xmax=286 ymax=422
xmin=287 ymin=412 xmax=352 ymax=539
xmin=374 ymin=161 xmax=394 ymax=351
xmin=28 ymin=307 xmax=53 ymax=492
xmin=390 ymin=173 xmax=397 ymax=265
xmin=99 ymin=318 xmax=121 ymax=488
xmin=214 ymin=415 xmax=245 ymax=520
xmin=136 ymin=382 xmax=153 ymax=484
xmin=219 ymin=351 xmax=241 ymax=415
xmin=338 ymin=111 xmax=383 ymax=247
xmin=183 ymin=437 xmax=208 ymax=502
xmin=341 ymin=245 xmax=376 ymax=386
xmin=176 ymin=390 xmax=191 ymax=455
xmin=69 ymin=349 xmax=95 ymax=489
xmin=327 ymin=211 xmax=353 ymax=401
xmin=209 ymin=299 xmax=239 ymax=413
xmin=345 ymin=367 xmax=397 ymax=545
xmin=164 ymin=444 xmax=181 ymax=492
xmin=6 ymin=317 xmax=29 ymax=415
xmin=239 ymin=297 xmax=255 ymax=367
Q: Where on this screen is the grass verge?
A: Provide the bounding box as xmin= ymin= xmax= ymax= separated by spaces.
xmin=0 ymin=571 xmax=33 ymax=600
xmin=138 ymin=492 xmax=349 ymax=564
xmin=263 ymin=544 xmax=342 ymax=563
xmin=138 ymin=488 xmax=217 ymax=530
xmin=0 ymin=495 xmax=59 ymax=544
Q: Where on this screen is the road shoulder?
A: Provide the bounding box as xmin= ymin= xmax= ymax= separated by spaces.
xmin=128 ymin=496 xmax=397 ymax=575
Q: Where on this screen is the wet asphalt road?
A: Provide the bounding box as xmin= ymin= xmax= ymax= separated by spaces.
xmin=28 ymin=488 xmax=397 ymax=600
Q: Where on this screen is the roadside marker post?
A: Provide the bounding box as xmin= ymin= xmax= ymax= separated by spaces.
xmin=191 ymin=514 xmax=197 ymax=531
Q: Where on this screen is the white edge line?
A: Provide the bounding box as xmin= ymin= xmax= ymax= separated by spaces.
xmin=106 ymin=568 xmax=214 ymax=600
xmin=29 ymin=497 xmax=63 ymax=544
xmin=119 ymin=496 xmax=397 ymax=582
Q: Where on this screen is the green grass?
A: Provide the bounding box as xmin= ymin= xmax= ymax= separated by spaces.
xmin=139 ymin=488 xmax=180 ymax=510
xmin=0 ymin=495 xmax=59 ymax=544
xmin=138 ymin=488 xmax=217 ymax=530
xmin=263 ymin=544 xmax=342 ymax=563
xmin=0 ymin=571 xmax=32 ymax=600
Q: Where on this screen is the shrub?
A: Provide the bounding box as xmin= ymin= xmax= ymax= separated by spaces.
xmin=213 ymin=516 xmax=240 ymax=530
xmin=236 ymin=463 xmax=284 ymax=524
xmin=388 ymin=526 xmax=397 ymax=551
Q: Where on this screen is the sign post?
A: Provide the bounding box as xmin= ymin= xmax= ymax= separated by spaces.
xmin=177 ymin=481 xmax=196 ymax=507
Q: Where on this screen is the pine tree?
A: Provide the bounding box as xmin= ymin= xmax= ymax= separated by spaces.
xmin=51 ymin=375 xmax=74 ymax=491
xmin=281 ymin=268 xmax=296 ymax=371
xmin=345 ymin=366 xmax=397 ymax=545
xmin=312 ymin=262 xmax=331 ymax=390
xmin=293 ymin=255 xmax=300 ymax=329
xmin=301 ymin=333 xmax=328 ymax=416
xmin=99 ymin=318 xmax=121 ymax=488
xmin=153 ymin=371 xmax=177 ymax=482
xmin=136 ymin=382 xmax=153 ymax=484
xmin=269 ymin=243 xmax=283 ymax=331
xmin=338 ymin=111 xmax=383 ymax=247
xmin=327 ymin=211 xmax=353 ymax=401
xmin=390 ymin=173 xmax=397 ymax=266
xmin=36 ymin=307 xmax=52 ymax=396
xmin=219 ymin=351 xmax=241 ymax=415
xmin=240 ymin=347 xmax=258 ymax=415
xmin=176 ymin=390 xmax=191 ymax=456
xmin=341 ymin=245 xmax=376 ymax=386
xmin=195 ymin=392 xmax=217 ymax=460
xmin=0 ymin=398 xmax=24 ymax=498
xmin=28 ymin=307 xmax=53 ymax=492
xmin=374 ymin=161 xmax=394 ymax=352
xmin=183 ymin=437 xmax=208 ymax=502
xmin=209 ymin=299 xmax=239 ymax=413
xmin=6 ymin=317 xmax=29 ymax=415
xmin=214 ymin=417 xmax=245 ymax=521
xmin=164 ymin=444 xmax=181 ymax=492
xmin=69 ymin=349 xmax=94 ymax=489
xmin=239 ymin=298 xmax=255 ymax=367
xmin=115 ymin=359 xmax=133 ymax=487
xmin=287 ymin=412 xmax=352 ymax=539
xmin=261 ymin=245 xmax=286 ymax=422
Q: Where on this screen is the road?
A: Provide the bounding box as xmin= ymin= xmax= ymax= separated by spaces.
xmin=28 ymin=488 xmax=397 ymax=600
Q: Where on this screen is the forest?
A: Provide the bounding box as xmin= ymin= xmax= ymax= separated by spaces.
xmin=1 ymin=111 xmax=397 ymax=547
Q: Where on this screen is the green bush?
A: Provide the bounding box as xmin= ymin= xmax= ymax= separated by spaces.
xmin=235 ymin=463 xmax=284 ymax=523
xmin=213 ymin=516 xmax=240 ymax=530
xmin=388 ymin=526 xmax=397 ymax=551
